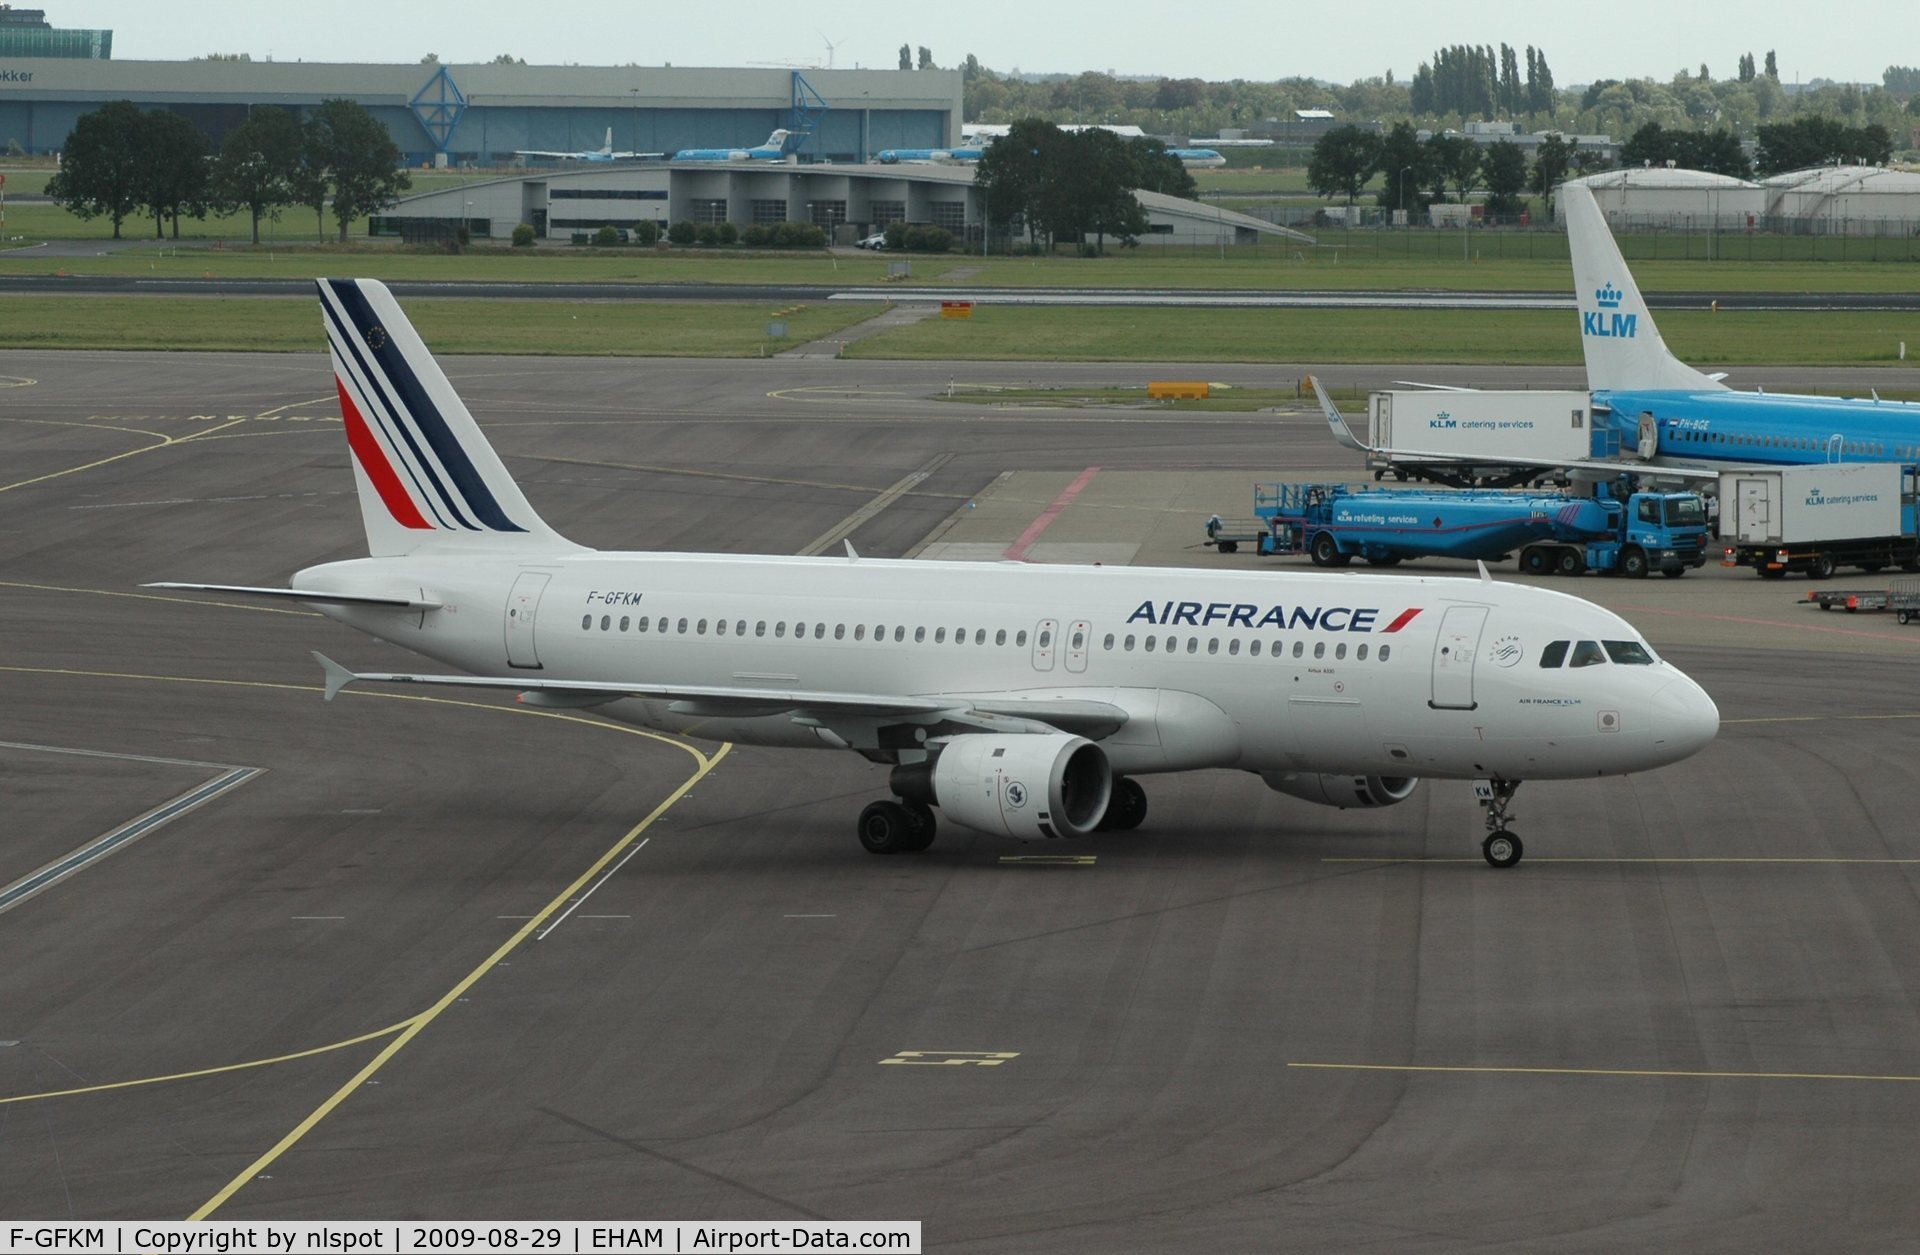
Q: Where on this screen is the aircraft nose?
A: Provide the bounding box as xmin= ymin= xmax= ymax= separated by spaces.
xmin=1649 ymin=676 xmax=1719 ymax=761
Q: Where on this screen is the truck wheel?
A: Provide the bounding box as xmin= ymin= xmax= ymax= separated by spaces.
xmin=1899 ymin=610 xmax=1914 ymax=625
xmin=1217 ymin=541 xmax=1239 ymax=554
xmin=1555 ymin=549 xmax=1587 ymax=577
xmin=1310 ymin=532 xmax=1350 ymax=567
xmin=1660 ymin=567 xmax=1686 ymax=579
xmin=1520 ymin=546 xmax=1549 ymax=576
xmin=1807 ymin=553 xmax=1836 ymax=580
xmin=1619 ymin=546 xmax=1649 ymax=579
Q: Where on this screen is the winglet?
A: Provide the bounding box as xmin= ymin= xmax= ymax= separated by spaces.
xmin=1477 ymin=559 xmax=1493 ymax=584
xmin=844 ymin=538 xmax=860 ymax=561
xmin=313 ymin=651 xmax=357 ymax=702
xmin=1310 ymin=376 xmax=1372 ymax=455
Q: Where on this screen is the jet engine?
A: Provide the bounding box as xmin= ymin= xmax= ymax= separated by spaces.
xmin=1260 ymin=772 xmax=1419 ymax=809
xmin=912 ymin=734 xmax=1113 ymax=840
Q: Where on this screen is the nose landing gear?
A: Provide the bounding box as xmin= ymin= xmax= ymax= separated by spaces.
xmin=1475 ymin=778 xmax=1523 ymax=868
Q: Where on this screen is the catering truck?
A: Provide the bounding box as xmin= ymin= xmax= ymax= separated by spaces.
xmin=1719 ymin=462 xmax=1920 ymax=579
xmin=1361 ymin=389 xmax=1617 ymax=486
xmin=1247 ymin=480 xmax=1709 ymax=577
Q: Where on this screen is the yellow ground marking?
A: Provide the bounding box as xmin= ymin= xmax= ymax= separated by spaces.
xmin=1322 ymin=857 xmax=1920 ymax=865
xmin=879 ymin=1051 xmax=1020 ymax=1066
xmin=255 ymin=394 xmax=336 ymax=418
xmin=189 ymin=743 xmax=730 ymax=1220
xmin=0 ymin=580 xmax=322 ymax=618
xmin=0 ymin=1021 xmax=416 ymax=1107
xmin=0 ymin=375 xmax=37 ymax=388
xmin=1288 ymin=1061 xmax=1920 ymax=1085
xmin=0 ymin=416 xmax=247 ymax=494
xmin=999 ymin=855 xmax=1097 ymax=866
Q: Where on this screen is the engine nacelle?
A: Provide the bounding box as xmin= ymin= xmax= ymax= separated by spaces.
xmin=926 ymin=734 xmax=1112 ymax=840
xmin=1260 ymin=772 xmax=1419 ymax=809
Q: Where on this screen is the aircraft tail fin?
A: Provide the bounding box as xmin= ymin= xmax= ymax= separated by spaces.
xmin=601 ymin=127 xmax=613 ymax=154
xmin=1564 ymin=184 xmax=1725 ymax=394
xmin=317 ymin=279 xmax=583 ymax=559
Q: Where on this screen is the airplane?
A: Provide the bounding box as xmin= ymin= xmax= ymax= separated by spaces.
xmin=514 ymin=127 xmax=659 ymax=163
xmin=1318 ymin=182 xmax=1920 ymax=484
xmin=148 ymin=279 xmax=1719 ymax=869
xmin=1167 ymin=147 xmax=1227 ymax=168
xmin=672 ymin=129 xmax=802 ymax=162
xmin=875 ymin=147 xmax=983 ymax=165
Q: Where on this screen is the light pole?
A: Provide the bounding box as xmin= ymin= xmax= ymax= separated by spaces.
xmin=629 ymin=88 xmax=640 ymax=156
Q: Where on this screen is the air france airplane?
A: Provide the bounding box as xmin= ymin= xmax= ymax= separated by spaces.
xmin=152 ymin=280 xmax=1719 ymax=868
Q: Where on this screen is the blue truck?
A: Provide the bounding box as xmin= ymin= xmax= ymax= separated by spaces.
xmin=1209 ymin=480 xmax=1710 ymax=578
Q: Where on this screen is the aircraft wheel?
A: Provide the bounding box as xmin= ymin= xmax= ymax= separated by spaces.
xmin=1619 ymin=546 xmax=1649 ymax=579
xmin=1520 ymin=546 xmax=1550 ymax=576
xmin=1100 ymin=777 xmax=1148 ymax=831
xmin=897 ymin=800 xmax=937 ymax=852
xmin=858 ymin=800 xmax=916 ymax=855
xmin=1555 ymin=549 xmax=1587 ymax=577
xmin=1482 ymin=830 xmax=1523 ymax=869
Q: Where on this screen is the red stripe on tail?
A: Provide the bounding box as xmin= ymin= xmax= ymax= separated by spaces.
xmin=335 ymin=376 xmax=432 ymax=530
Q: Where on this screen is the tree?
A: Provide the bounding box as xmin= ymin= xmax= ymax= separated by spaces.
xmin=1739 ymin=53 xmax=1756 ymax=83
xmin=196 ymin=52 xmax=251 ymax=62
xmin=305 ymin=97 xmax=410 ymax=243
xmin=1498 ymin=44 xmax=1521 ymax=116
xmin=420 ymin=52 xmax=439 ymax=66
xmin=136 ymin=109 xmax=212 ymax=238
xmin=46 ymin=100 xmax=145 ymax=239
xmin=1428 ymin=134 xmax=1481 ymax=203
xmin=1306 ymin=125 xmax=1379 ymax=205
xmin=1482 ymin=139 xmax=1528 ymax=215
xmin=1764 ymin=50 xmax=1778 ymax=79
xmin=1529 ymin=48 xmax=1556 ymax=115
xmin=1528 ymin=134 xmax=1574 ymax=217
xmin=1886 ymin=65 xmax=1920 ymax=95
xmin=1755 ymin=116 xmax=1894 ymax=174
xmin=898 ymin=44 xmax=910 ymax=71
xmin=1125 ymin=136 xmax=1196 ymax=200
xmin=1374 ymin=121 xmax=1429 ymax=215
xmin=916 ymin=46 xmax=934 ymax=71
xmin=1046 ymin=128 xmax=1148 ymax=253
xmin=974 ymin=116 xmax=1064 ymax=246
xmin=212 ymin=105 xmax=304 ymax=244
xmin=490 ymin=54 xmax=525 ymax=65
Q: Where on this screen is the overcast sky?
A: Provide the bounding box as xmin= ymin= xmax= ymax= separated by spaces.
xmin=59 ymin=1 xmax=1903 ymax=87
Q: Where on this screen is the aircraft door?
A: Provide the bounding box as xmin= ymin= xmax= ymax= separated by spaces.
xmin=1429 ymin=605 xmax=1487 ymax=711
xmin=1827 ymin=434 xmax=1845 ymax=462
xmin=1064 ymin=620 xmax=1091 ymax=673
xmin=1737 ymin=478 xmax=1770 ymax=544
xmin=1031 ymin=619 xmax=1058 ymax=671
xmin=505 ymin=571 xmax=551 ymax=669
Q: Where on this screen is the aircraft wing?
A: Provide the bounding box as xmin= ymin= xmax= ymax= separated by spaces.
xmin=513 ymin=149 xmax=583 ymax=159
xmin=146 ymin=582 xmax=442 ymax=610
xmin=314 ymin=653 xmax=1128 ymax=737
xmin=1308 ymin=376 xmax=1737 ymax=484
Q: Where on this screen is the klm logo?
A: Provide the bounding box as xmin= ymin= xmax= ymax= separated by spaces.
xmin=1584 ymin=282 xmax=1637 ymax=338
xmin=1430 ymin=411 xmax=1456 ymax=430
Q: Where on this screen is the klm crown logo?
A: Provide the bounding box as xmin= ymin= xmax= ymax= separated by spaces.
xmin=1595 ymin=282 xmax=1624 ymax=310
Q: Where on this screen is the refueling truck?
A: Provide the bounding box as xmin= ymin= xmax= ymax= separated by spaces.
xmin=1228 ymin=480 xmax=1710 ymax=577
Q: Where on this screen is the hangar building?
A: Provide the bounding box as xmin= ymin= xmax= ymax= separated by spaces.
xmin=1559 ymin=164 xmax=1920 ymax=234
xmin=1759 ymin=165 xmax=1920 ymax=234
xmin=0 ymin=59 xmax=961 ymax=164
xmin=372 ymin=163 xmax=1310 ymax=247
xmin=1555 ymin=167 xmax=1764 ymax=228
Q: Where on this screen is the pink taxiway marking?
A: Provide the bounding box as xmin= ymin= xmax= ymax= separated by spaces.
xmin=1003 ymin=466 xmax=1102 ymax=561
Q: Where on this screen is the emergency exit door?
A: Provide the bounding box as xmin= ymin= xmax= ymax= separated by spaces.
xmin=505 ymin=572 xmax=551 ymax=669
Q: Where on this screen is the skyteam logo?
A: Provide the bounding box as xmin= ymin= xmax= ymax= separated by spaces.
xmin=1583 ymin=282 xmax=1638 ymax=340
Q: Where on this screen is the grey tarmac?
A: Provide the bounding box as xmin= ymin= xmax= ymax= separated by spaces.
xmin=0 ymin=351 xmax=1915 ymax=1249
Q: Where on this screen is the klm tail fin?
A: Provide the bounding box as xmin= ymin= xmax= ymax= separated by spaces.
xmin=601 ymin=127 xmax=613 ymax=155
xmin=1564 ymin=184 xmax=1726 ymax=394
xmin=317 ymin=279 xmax=582 ymax=558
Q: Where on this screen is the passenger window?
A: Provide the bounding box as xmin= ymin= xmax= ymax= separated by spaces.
xmin=1569 ymin=640 xmax=1607 ymax=668
xmin=714 ymin=619 xmax=726 ymax=636
xmin=736 ymin=620 xmax=746 ymax=636
xmin=834 ymin=624 xmax=845 ymax=640
xmin=976 ymin=629 xmax=987 ymax=645
xmin=580 ymin=615 xmax=591 ymax=630
xmin=601 ymin=616 xmax=611 ymax=631
xmin=1104 ymin=633 xmax=1116 ymax=650
xmin=1250 ymin=640 xmax=1262 ymax=656
xmin=639 ymin=617 xmax=651 ymax=633
xmin=675 ymin=618 xmax=687 ymax=633
xmin=1186 ymin=638 xmax=1198 ymax=654
xmin=1039 ymin=629 xmax=1052 ymax=647
xmin=1207 ymin=638 xmax=1219 ymax=655
xmin=894 ymin=626 xmax=906 ymax=642
xmin=1356 ymin=643 xmax=1368 ymax=660
xmin=754 ymin=621 xmax=765 ymax=637
xmin=1313 ymin=641 xmax=1325 ymax=659
xmin=1071 ymin=630 xmax=1085 ymax=649
xmin=1144 ymin=636 xmax=1156 ymax=652
xmin=620 ymin=616 xmax=630 ymax=632
xmin=1228 ymin=639 xmax=1240 ymax=656
xmin=914 ymin=627 xmax=926 ymax=643
xmin=1016 ymin=630 xmax=1027 ymax=647
xmin=794 ymin=622 xmax=806 ymax=638
xmin=1602 ymin=639 xmax=1656 ymax=665
xmin=1379 ymin=645 xmax=1391 ymax=661
xmin=854 ymin=624 xmax=865 ymax=641
xmin=775 ymin=622 xmax=786 ymax=638
xmin=1335 ymin=643 xmax=1346 ymax=659
xmin=935 ymin=627 xmax=947 ymax=643
xmin=697 ymin=619 xmax=707 ymax=635
xmin=996 ymin=629 xmax=1008 ymax=646
xmin=1293 ymin=641 xmax=1305 ymax=658
xmin=1124 ymin=634 xmax=1135 ymax=651
xmin=1540 ymin=640 xmax=1570 ymax=667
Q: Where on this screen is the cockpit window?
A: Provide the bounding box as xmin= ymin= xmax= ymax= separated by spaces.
xmin=1568 ymin=640 xmax=1608 ymax=668
xmin=1602 ymin=639 xmax=1657 ymax=665
xmin=1539 ymin=640 xmax=1570 ymax=668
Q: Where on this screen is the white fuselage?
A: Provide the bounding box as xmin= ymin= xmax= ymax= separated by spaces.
xmin=296 ymin=551 xmax=1717 ymax=782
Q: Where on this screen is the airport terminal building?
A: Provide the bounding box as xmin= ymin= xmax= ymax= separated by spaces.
xmin=0 ymin=58 xmax=961 ymax=164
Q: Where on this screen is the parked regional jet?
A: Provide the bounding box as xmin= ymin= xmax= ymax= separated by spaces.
xmin=1167 ymin=147 xmax=1227 ymax=168
xmin=672 ymin=129 xmax=802 ymax=162
xmin=150 ymin=280 xmax=1718 ymax=868
xmin=875 ymin=147 xmax=983 ymax=164
xmin=1320 ymin=183 xmax=1920 ymax=484
xmin=514 ymin=128 xmax=659 ymax=163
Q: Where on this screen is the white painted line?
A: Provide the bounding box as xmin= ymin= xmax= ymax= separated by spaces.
xmin=577 ymin=914 xmax=631 ymax=919
xmin=291 ymin=916 xmax=345 ymax=920
xmin=537 ymin=838 xmax=648 ymax=941
xmin=0 ymin=738 xmax=235 ymax=771
xmin=784 ymin=914 xmax=838 ymax=918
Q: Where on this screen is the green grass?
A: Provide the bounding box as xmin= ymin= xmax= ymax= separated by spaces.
xmin=941 ymin=383 xmax=1349 ymax=411
xmin=1190 ymin=167 xmax=1314 ymax=195
xmin=850 ymin=306 xmax=1920 ymax=366
xmin=0 ymin=296 xmax=881 ymax=354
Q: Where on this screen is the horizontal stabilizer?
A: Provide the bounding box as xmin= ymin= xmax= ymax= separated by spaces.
xmin=146 ymin=582 xmax=441 ymax=610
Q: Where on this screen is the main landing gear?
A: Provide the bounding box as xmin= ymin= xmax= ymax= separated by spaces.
xmin=858 ymin=799 xmax=936 ymax=855
xmin=1475 ymin=778 xmax=1524 ymax=868
xmin=1098 ymin=777 xmax=1148 ymax=831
